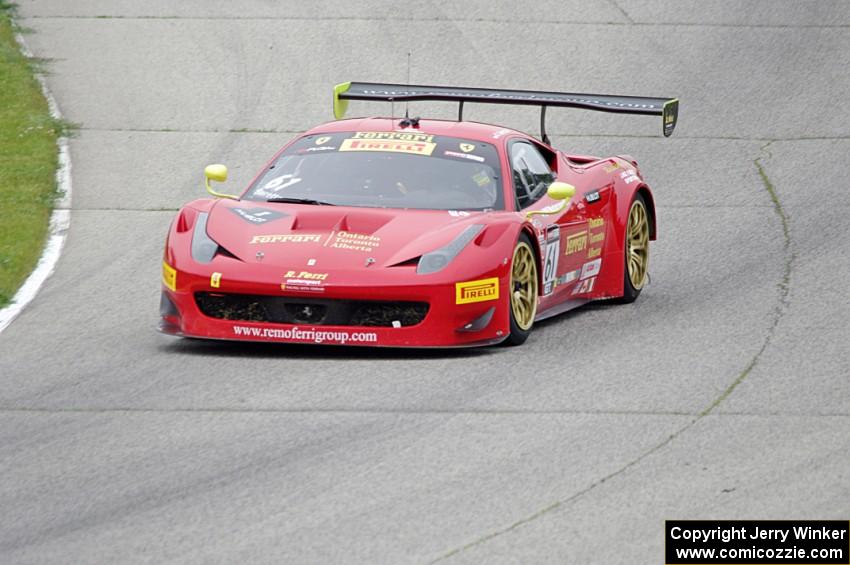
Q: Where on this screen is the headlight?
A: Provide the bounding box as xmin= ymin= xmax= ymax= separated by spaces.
xmin=191 ymin=212 xmax=219 ymax=263
xmin=416 ymin=224 xmax=484 ymax=275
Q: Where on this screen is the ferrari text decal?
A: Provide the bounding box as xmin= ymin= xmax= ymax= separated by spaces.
xmin=565 ymin=231 xmax=588 ymax=255
xmin=162 ymin=261 xmax=177 ymax=291
xmin=250 ymin=234 xmax=322 ymax=244
xmin=340 ymin=138 xmax=436 ymax=156
xmin=210 ymin=272 xmax=222 ymax=288
xmin=327 ymin=230 xmax=381 ymax=252
xmin=456 ymin=278 xmax=499 ymax=305
xmin=231 ymin=325 xmax=378 ymax=344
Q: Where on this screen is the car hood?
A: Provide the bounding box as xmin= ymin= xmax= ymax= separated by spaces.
xmin=205 ymin=200 xmax=492 ymax=269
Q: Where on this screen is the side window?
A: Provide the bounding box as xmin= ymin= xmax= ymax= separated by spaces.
xmin=510 ymin=141 xmax=555 ymax=209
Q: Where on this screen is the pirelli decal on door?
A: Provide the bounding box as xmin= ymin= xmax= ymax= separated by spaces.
xmin=456 ymin=278 xmax=499 ymax=304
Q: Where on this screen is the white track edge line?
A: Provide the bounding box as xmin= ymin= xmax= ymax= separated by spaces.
xmin=0 ymin=30 xmax=72 ymax=334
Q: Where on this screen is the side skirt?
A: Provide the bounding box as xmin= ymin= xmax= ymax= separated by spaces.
xmin=534 ymin=298 xmax=590 ymax=322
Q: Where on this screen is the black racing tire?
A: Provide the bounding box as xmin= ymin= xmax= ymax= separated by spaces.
xmin=618 ymin=192 xmax=651 ymax=304
xmin=504 ymin=232 xmax=538 ymax=346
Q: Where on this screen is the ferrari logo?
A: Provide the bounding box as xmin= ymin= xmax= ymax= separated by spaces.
xmin=459 ymin=143 xmax=475 ymax=153
xmin=210 ymin=272 xmax=222 ymax=288
xmin=315 ymin=136 xmax=331 ymax=145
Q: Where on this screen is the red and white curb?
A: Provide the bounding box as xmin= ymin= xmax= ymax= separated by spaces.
xmin=0 ymin=31 xmax=72 ymax=334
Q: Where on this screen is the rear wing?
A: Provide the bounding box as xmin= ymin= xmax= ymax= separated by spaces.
xmin=333 ymin=82 xmax=679 ymax=141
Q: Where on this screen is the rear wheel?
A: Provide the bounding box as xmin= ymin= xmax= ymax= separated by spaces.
xmin=505 ymin=233 xmax=538 ymax=346
xmin=619 ymin=193 xmax=650 ymax=303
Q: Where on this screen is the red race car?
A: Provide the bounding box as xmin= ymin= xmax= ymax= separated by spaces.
xmin=159 ymin=82 xmax=678 ymax=347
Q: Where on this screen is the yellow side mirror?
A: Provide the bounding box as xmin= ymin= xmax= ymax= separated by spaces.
xmin=547 ymin=182 xmax=575 ymax=201
xmin=526 ymin=182 xmax=575 ymax=218
xmin=205 ymin=164 xmax=228 ymax=183
xmin=204 ymin=164 xmax=238 ymax=200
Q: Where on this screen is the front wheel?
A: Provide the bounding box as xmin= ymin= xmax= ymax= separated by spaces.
xmin=505 ymin=233 xmax=538 ymax=346
xmin=619 ymin=193 xmax=650 ymax=303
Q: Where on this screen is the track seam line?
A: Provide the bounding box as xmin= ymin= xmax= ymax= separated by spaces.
xmin=1 ymin=408 xmax=846 ymax=417
xmin=20 ymin=15 xmax=850 ymax=29
xmin=0 ymin=407 xmax=694 ymax=416
xmin=606 ymin=0 xmax=635 ymax=24
xmin=429 ymin=140 xmax=796 ymax=563
xmin=698 ymin=140 xmax=793 ymax=416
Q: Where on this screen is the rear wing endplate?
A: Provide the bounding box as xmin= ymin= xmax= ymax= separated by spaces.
xmin=333 ymin=81 xmax=679 ymax=140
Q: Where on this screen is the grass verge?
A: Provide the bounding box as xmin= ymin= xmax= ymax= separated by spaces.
xmin=0 ymin=2 xmax=66 ymax=308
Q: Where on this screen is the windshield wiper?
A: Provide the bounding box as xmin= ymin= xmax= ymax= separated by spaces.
xmin=264 ymin=197 xmax=335 ymax=206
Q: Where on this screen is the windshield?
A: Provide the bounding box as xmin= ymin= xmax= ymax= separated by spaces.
xmin=244 ymin=132 xmax=504 ymax=210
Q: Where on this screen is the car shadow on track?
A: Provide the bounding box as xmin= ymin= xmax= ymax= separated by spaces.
xmin=156 ymin=336 xmax=500 ymax=361
xmin=155 ymin=300 xmax=621 ymax=360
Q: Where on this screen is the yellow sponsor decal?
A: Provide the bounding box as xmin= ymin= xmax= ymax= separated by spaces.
xmin=459 ymin=143 xmax=475 ymax=153
xmin=250 ymin=234 xmax=322 ymax=244
xmin=587 ymin=247 xmax=601 ymax=258
xmin=565 ymin=231 xmax=588 ymax=255
xmin=314 ymin=136 xmax=331 ymax=145
xmin=210 ymin=272 xmax=222 ymax=288
xmin=588 ymin=217 xmax=604 ymax=229
xmin=590 ymin=232 xmax=605 ymax=244
xmin=352 ymin=131 xmax=434 ymax=142
xmin=162 ymin=261 xmax=177 ymax=291
xmin=456 ymin=277 xmax=499 ymax=305
xmin=603 ymin=162 xmax=620 ymax=173
xmin=339 ymin=138 xmax=435 ymax=156
xmin=472 ymin=171 xmax=491 ymax=186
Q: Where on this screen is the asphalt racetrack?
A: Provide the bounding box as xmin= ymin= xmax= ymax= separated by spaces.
xmin=2 ymin=1 xmax=849 ymax=563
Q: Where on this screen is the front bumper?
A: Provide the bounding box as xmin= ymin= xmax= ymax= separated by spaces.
xmin=158 ymin=265 xmax=510 ymax=348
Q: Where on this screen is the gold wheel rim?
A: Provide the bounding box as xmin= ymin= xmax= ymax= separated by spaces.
xmin=627 ymin=199 xmax=650 ymax=290
xmin=510 ymin=241 xmax=538 ymax=331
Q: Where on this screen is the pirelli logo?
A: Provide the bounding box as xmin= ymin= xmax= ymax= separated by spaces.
xmin=339 ymin=138 xmax=436 ymax=156
xmin=456 ymin=277 xmax=499 ymax=305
